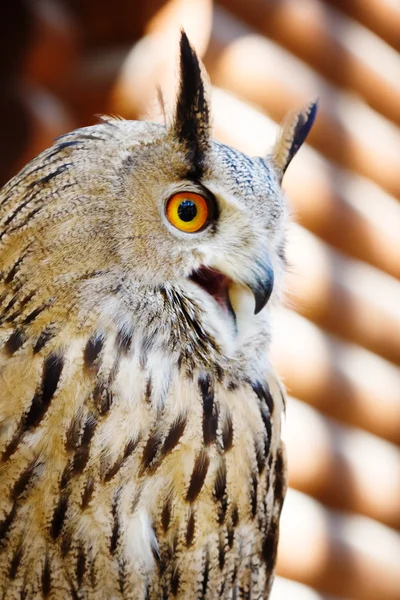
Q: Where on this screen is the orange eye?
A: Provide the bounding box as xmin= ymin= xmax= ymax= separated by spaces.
xmin=166 ymin=192 xmax=210 ymax=233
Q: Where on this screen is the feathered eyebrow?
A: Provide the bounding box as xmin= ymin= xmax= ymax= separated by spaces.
xmin=172 ymin=31 xmax=211 ymax=181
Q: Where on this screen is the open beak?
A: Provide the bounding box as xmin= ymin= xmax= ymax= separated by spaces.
xmin=189 ymin=258 xmax=274 ymax=316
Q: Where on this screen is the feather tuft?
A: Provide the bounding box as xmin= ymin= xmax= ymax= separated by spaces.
xmin=272 ymin=100 xmax=318 ymax=181
xmin=172 ymin=30 xmax=211 ymax=179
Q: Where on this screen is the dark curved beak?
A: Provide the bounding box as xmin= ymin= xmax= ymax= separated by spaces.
xmin=244 ymin=259 xmax=274 ymax=314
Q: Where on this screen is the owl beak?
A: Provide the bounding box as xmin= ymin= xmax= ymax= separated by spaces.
xmin=190 ymin=258 xmax=274 ymax=316
xmin=244 ymin=260 xmax=274 ymax=315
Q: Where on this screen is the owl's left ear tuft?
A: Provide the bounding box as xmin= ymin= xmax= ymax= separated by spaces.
xmin=272 ymin=100 xmax=318 ymax=182
xmin=172 ymin=30 xmax=211 ymax=178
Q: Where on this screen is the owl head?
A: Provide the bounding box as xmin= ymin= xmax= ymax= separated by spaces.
xmin=0 ymin=32 xmax=316 ymax=373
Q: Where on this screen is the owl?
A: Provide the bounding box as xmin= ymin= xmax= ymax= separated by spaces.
xmin=0 ymin=32 xmax=316 ymax=600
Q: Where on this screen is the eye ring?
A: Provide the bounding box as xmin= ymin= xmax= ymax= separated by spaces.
xmin=166 ymin=191 xmax=212 ymax=233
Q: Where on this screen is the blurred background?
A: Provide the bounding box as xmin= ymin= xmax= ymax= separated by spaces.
xmin=2 ymin=0 xmax=400 ymax=598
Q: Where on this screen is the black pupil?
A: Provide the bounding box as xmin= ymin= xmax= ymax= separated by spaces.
xmin=177 ymin=199 xmax=197 ymax=222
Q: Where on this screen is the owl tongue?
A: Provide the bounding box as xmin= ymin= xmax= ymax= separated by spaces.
xmin=190 ymin=266 xmax=232 ymax=314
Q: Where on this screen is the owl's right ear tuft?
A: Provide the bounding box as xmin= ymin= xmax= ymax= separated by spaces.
xmin=172 ymin=30 xmax=211 ymax=178
xmin=272 ymin=100 xmax=317 ymax=182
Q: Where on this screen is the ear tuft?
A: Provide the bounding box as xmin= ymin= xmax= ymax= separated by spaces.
xmin=172 ymin=30 xmax=211 ymax=178
xmin=272 ymin=100 xmax=318 ymax=182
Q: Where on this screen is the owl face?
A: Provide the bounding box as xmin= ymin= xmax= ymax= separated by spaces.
xmin=112 ymin=129 xmax=283 ymax=328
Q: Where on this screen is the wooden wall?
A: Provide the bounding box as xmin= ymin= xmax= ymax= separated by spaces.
xmin=2 ymin=1 xmax=400 ymax=598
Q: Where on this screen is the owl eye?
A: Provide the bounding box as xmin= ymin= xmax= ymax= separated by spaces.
xmin=166 ymin=192 xmax=210 ymax=233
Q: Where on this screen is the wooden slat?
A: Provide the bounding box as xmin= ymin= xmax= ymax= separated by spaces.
xmin=285 ymin=398 xmax=400 ymax=529
xmin=285 ymin=225 xmax=400 ymax=365
xmin=22 ymin=0 xmax=79 ymax=88
xmin=63 ymin=0 xmax=163 ymax=46
xmin=58 ymin=47 xmax=130 ymax=125
xmin=282 ymin=150 xmax=400 ymax=281
xmin=270 ymin=308 xmax=400 ymax=445
xmin=323 ymin=0 xmax=400 ymax=53
xmin=278 ymin=489 xmax=400 ymax=599
xmin=0 ymin=1 xmax=31 ymax=80
xmin=271 ymin=576 xmax=341 ymax=600
xmin=216 ymin=0 xmax=400 ymax=128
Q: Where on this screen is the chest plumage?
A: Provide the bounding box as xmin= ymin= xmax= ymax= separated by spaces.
xmin=0 ymin=32 xmax=315 ymax=600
